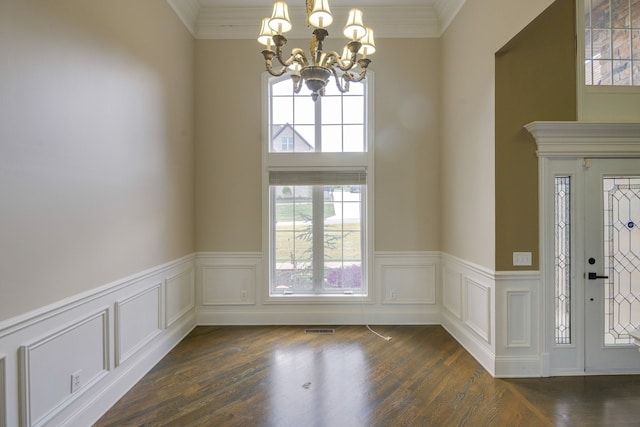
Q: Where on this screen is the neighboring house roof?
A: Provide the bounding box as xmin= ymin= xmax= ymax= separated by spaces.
xmin=272 ymin=123 xmax=314 ymax=151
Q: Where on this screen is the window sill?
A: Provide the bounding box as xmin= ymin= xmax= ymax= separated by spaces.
xmin=583 ymin=85 xmax=640 ymax=95
xmin=263 ymin=293 xmax=373 ymax=304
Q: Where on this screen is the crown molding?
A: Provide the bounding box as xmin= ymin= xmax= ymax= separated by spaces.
xmin=167 ymin=0 xmax=200 ymax=37
xmin=525 ymin=121 xmax=640 ymax=158
xmin=434 ymin=0 xmax=467 ymax=34
xmin=166 ymin=2 xmax=449 ymax=39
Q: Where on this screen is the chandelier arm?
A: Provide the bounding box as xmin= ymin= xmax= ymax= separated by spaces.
xmin=324 ymin=51 xmax=357 ymax=72
xmin=289 ymin=49 xmax=309 ymax=67
xmin=330 ymin=67 xmax=350 ymax=94
xmin=265 ymin=62 xmax=289 ymax=77
xmin=347 ymin=58 xmax=372 ymax=82
xmin=346 ymin=68 xmax=367 ymax=82
xmin=292 ymin=75 xmax=304 ymax=93
xmin=275 ymin=47 xmax=309 ymax=69
xmin=262 ymin=50 xmax=288 ymax=77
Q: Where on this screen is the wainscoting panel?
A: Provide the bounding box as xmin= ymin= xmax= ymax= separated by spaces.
xmin=198 ymin=253 xmax=261 ymax=306
xmin=196 ymin=252 xmax=440 ymax=325
xmin=440 ymin=254 xmax=496 ymax=376
xmin=19 ymin=309 xmax=109 ymax=427
xmin=464 ymin=278 xmax=491 ymax=343
xmin=377 ymin=253 xmax=438 ymax=305
xmin=165 ymin=267 xmax=195 ymax=328
xmin=442 ymin=266 xmax=462 ymax=319
xmin=115 ymin=284 xmax=162 ymax=366
xmin=494 ymin=272 xmax=541 ymax=377
xmin=0 ymin=254 xmax=196 ymax=427
xmin=506 ymin=290 xmax=531 ymax=348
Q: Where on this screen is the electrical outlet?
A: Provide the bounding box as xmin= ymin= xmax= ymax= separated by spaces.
xmin=390 ymin=290 xmax=397 ymax=301
xmin=71 ymin=370 xmax=82 ymax=393
xmin=241 ymin=290 xmax=248 ymax=301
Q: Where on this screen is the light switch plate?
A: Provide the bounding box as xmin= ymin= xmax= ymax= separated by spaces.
xmin=513 ymin=252 xmax=532 ymax=266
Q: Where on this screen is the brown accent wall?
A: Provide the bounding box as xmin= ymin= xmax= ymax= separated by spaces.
xmin=495 ymin=0 xmax=577 ymax=271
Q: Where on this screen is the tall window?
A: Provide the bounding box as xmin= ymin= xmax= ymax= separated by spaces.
xmin=584 ymin=0 xmax=640 ymax=85
xmin=264 ymin=75 xmax=372 ymax=297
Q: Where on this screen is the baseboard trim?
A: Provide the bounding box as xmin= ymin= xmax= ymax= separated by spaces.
xmin=441 ymin=310 xmax=496 ymax=376
xmin=495 ymin=356 xmax=542 ymax=378
xmin=197 ymin=307 xmax=442 ymax=326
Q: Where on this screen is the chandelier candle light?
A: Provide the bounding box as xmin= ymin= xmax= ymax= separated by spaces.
xmin=258 ymin=0 xmax=376 ymax=101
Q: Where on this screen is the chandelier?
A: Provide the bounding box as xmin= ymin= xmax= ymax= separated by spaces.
xmin=258 ymin=0 xmax=376 ymax=101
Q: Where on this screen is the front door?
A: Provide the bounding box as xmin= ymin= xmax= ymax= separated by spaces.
xmin=584 ymin=158 xmax=640 ymax=372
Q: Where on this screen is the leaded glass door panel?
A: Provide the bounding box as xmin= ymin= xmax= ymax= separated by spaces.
xmin=585 ymin=158 xmax=640 ymax=372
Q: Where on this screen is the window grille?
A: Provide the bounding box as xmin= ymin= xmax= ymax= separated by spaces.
xmin=584 ymin=0 xmax=640 ymax=85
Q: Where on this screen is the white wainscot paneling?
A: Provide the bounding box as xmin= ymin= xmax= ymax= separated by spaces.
xmin=377 ymin=253 xmax=438 ymax=305
xmin=19 ymin=310 xmax=109 ymax=427
xmin=165 ymin=268 xmax=195 ymax=328
xmin=506 ymin=290 xmax=531 ymax=348
xmin=115 ymin=284 xmax=162 ymax=366
xmin=494 ymin=272 xmax=541 ymax=377
xmin=0 ymin=255 xmax=196 ymax=427
xmin=442 ymin=266 xmax=462 ymax=319
xmin=464 ymin=278 xmax=491 ymax=343
xmin=199 ymin=254 xmax=260 ymax=305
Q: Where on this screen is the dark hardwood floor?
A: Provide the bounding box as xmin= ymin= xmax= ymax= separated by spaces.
xmin=95 ymin=326 xmax=640 ymax=426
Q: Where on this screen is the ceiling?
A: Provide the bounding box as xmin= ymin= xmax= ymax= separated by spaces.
xmin=166 ymin=0 xmax=466 ymax=39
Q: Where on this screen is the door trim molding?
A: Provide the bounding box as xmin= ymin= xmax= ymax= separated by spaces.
xmin=526 ymin=121 xmax=640 ymax=376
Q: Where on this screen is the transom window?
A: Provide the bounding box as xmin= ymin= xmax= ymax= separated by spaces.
xmin=264 ymin=74 xmax=372 ymax=297
xmin=584 ymin=0 xmax=640 ymax=85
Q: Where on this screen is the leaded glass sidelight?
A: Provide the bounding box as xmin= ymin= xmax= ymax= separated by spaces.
xmin=555 ymin=176 xmax=572 ymax=345
xmin=602 ymin=176 xmax=640 ymax=345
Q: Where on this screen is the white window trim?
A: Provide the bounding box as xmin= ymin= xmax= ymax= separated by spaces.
xmin=261 ymin=71 xmax=375 ymax=304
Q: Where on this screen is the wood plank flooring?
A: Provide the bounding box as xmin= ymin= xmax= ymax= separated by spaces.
xmin=95 ymin=326 xmax=640 ymax=426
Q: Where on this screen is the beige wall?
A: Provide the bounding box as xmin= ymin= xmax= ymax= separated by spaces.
xmin=495 ymin=0 xmax=577 ymax=271
xmin=195 ymin=38 xmax=441 ymax=253
xmin=0 ymin=0 xmax=582 ymax=322
xmin=373 ymin=38 xmax=441 ymax=251
xmin=195 ymin=39 xmax=263 ymax=252
xmin=440 ymin=0 xmax=555 ymax=270
xmin=0 ymin=0 xmax=195 ymax=322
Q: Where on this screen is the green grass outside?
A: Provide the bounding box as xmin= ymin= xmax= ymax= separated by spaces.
xmin=274 ymin=223 xmax=362 ymax=263
xmin=275 ymin=201 xmax=335 ymax=222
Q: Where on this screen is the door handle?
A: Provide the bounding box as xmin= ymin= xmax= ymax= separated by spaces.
xmin=588 ymin=272 xmax=609 ymax=280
